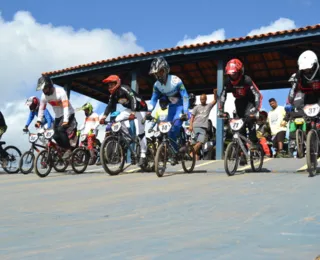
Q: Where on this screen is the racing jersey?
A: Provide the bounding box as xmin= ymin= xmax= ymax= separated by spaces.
xmin=219 ymin=75 xmax=262 ymax=112
xmin=149 ymin=75 xmax=189 ymax=113
xmin=103 ymin=85 xmax=148 ymax=117
xmin=79 ymin=112 xmax=100 ymax=135
xmin=38 ymin=87 xmax=74 ymax=122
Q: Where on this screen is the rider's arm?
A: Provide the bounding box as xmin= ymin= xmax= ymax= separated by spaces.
xmin=178 ymin=82 xmax=189 ymax=113
xmin=218 ymin=86 xmax=227 ymax=112
xmin=43 ymin=109 xmax=53 ymax=129
xmin=103 ymin=96 xmax=116 ymax=118
xmin=288 ymin=73 xmax=298 ymax=105
xmin=247 ymin=77 xmax=262 ymax=111
xmin=61 ymin=89 xmax=70 ymax=123
xmin=150 ymin=110 xmax=159 ymax=129
xmin=149 ymin=84 xmax=161 ymax=112
xmin=37 ymin=94 xmax=47 ymax=122
xmin=26 ymin=111 xmax=36 ymax=127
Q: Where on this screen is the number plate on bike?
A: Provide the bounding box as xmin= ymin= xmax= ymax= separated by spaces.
xmin=294 ymin=118 xmax=305 ymax=125
xmin=80 ymin=134 xmax=87 ymax=142
xmin=303 ymin=104 xmax=320 ymax=117
xmin=159 ymin=122 xmax=172 ymax=133
xmin=111 ymin=122 xmax=121 ymax=132
xmin=29 ymin=134 xmax=38 ymax=143
xmin=229 ymin=119 xmax=244 ymax=131
xmin=44 ymin=130 xmax=54 ymax=139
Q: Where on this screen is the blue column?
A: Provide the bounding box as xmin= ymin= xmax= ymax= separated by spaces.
xmin=215 ymin=60 xmax=224 ymax=160
xmin=64 ymin=84 xmax=71 ymax=99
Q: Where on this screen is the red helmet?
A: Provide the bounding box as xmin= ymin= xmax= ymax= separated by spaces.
xmin=26 ymin=96 xmax=40 ymax=111
xmin=225 ymin=59 xmax=244 ymax=85
xmin=102 ymin=75 xmax=121 ymax=95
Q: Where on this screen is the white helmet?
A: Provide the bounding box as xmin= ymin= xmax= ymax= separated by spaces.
xmin=298 ymin=50 xmax=319 ymax=81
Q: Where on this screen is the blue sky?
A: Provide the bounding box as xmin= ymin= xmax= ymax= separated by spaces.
xmin=1 ymin=0 xmax=319 ymax=113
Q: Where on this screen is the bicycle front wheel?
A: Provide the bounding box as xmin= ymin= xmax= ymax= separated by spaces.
xmin=306 ymin=129 xmax=318 ymax=177
xmin=224 ymin=142 xmax=240 ymax=176
xmin=19 ymin=151 xmax=35 ymax=174
xmin=155 ymin=143 xmax=167 ymax=177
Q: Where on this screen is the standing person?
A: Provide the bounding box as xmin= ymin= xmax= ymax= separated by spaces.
xmin=189 ymin=89 xmax=217 ymax=160
xmin=268 ymin=98 xmax=287 ymax=157
xmin=36 ymin=75 xmax=77 ymax=159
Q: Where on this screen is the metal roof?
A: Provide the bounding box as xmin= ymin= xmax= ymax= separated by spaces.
xmin=42 ymin=24 xmax=320 ymax=103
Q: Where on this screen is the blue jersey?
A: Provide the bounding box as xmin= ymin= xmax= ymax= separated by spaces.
xmin=26 ymin=109 xmax=53 ymax=128
xmin=149 ymin=75 xmax=189 ymax=113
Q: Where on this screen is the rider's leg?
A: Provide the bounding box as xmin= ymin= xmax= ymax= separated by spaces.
xmin=167 ymin=104 xmax=184 ymax=151
xmin=88 ymin=133 xmax=96 ymax=165
xmin=135 ymin=112 xmax=147 ymax=157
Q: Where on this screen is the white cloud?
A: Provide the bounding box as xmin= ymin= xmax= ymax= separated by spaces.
xmin=0 ymin=11 xmax=145 ymax=153
xmin=247 ymin=18 xmax=296 ymax=36
xmin=176 ymin=29 xmax=226 ymax=46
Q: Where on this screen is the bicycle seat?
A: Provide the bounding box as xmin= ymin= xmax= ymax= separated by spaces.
xmin=0 ymin=141 xmax=6 ymax=145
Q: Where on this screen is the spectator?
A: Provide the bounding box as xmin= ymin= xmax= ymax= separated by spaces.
xmin=267 ymin=98 xmax=287 ymax=158
xmin=189 ymin=89 xmax=217 ymax=160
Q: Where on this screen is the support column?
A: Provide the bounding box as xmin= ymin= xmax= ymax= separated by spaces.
xmin=64 ymin=84 xmax=71 ymax=99
xmin=215 ymin=60 xmax=224 ymax=160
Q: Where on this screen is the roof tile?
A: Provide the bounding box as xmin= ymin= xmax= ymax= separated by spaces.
xmin=43 ymin=23 xmax=320 ymax=76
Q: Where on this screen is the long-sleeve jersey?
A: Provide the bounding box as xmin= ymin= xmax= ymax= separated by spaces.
xmin=219 ymin=75 xmax=262 ymax=112
xmin=149 ymin=75 xmax=189 ymax=113
xmin=79 ymin=112 xmax=100 ymax=135
xmin=0 ymin=112 xmax=6 ymax=127
xmin=26 ymin=109 xmax=53 ymax=128
xmin=103 ymin=85 xmax=148 ymax=117
xmin=38 ymin=87 xmax=74 ymax=122
xmin=287 ymin=72 xmax=320 ymax=105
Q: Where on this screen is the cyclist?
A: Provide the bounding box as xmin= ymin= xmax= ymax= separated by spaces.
xmin=218 ymin=58 xmax=262 ymax=164
xmin=148 ymin=56 xmax=189 ymax=152
xmin=99 ymin=75 xmax=148 ymax=166
xmin=23 ymin=96 xmax=54 ymax=132
xmin=148 ymin=96 xmax=169 ymax=132
xmin=36 ymin=75 xmax=77 ymax=159
xmin=78 ymin=102 xmax=100 ymax=165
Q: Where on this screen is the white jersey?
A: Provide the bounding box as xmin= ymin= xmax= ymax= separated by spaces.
xmin=79 ymin=112 xmax=99 ymax=135
xmin=38 ymin=87 xmax=74 ymax=122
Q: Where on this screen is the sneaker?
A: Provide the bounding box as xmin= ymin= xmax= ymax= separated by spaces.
xmin=138 ymin=157 xmax=147 ymax=167
xmin=62 ymin=150 xmax=72 ymax=160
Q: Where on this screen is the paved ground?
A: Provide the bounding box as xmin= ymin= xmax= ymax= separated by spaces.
xmin=0 ymin=159 xmax=320 ymax=260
